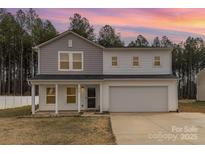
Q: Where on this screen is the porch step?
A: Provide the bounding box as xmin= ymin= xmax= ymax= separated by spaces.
xmin=18 ymin=111 xmax=109 ymax=118
xmin=32 ymin=111 xmax=81 ymax=117
xmin=82 ymin=111 xmax=110 ymax=117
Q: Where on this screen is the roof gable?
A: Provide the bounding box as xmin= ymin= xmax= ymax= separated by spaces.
xmin=33 ymin=30 xmax=104 ymax=49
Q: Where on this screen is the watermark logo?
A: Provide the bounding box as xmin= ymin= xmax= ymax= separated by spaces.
xmin=148 ymin=125 xmax=198 ymax=142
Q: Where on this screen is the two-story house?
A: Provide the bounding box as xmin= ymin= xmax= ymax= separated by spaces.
xmin=29 ymin=31 xmax=178 ymax=114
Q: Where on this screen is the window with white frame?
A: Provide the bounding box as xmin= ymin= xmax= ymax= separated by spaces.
xmin=73 ymin=53 xmax=82 ymax=69
xmin=68 ymin=40 xmax=72 ymax=47
xmin=59 ymin=53 xmax=69 ymax=70
xmin=154 ymin=56 xmax=161 ymax=66
xmin=58 ymin=51 xmax=83 ymax=71
xmin=67 ymin=87 xmax=76 ymax=104
xmin=133 ymin=56 xmax=139 ymax=66
xmin=46 ymin=87 xmax=55 ymax=104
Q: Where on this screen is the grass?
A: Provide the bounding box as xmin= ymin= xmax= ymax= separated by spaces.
xmin=0 ymin=116 xmax=115 ymax=144
xmin=179 ymin=100 xmax=205 ymax=113
xmin=0 ymin=105 xmax=32 ymax=117
xmin=0 ymin=106 xmax=115 ymax=144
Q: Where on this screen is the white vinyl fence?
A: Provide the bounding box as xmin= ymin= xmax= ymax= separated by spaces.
xmin=0 ymin=96 xmax=39 ymax=109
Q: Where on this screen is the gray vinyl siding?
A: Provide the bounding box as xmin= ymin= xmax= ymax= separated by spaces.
xmin=103 ymin=49 xmax=172 ymax=74
xmin=39 ymin=33 xmax=103 ymax=74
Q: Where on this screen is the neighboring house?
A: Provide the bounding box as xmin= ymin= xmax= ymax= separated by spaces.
xmin=197 ymin=68 xmax=205 ymax=101
xmin=29 ymin=30 xmax=178 ymax=114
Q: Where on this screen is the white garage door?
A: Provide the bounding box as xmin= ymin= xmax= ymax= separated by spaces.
xmin=109 ymin=86 xmax=168 ymax=112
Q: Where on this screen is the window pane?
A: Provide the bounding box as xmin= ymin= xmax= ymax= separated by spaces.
xmin=73 ymin=53 xmax=82 ymax=61
xmin=46 ymin=88 xmax=55 ymax=95
xmin=46 ymin=96 xmax=55 ymax=104
xmin=60 ymin=53 xmax=69 ymax=69
xmin=112 ymin=62 xmax=117 ymax=66
xmin=67 ymin=96 xmax=76 ymax=103
xmin=88 ymin=88 xmax=96 ymax=97
xmin=133 ymin=56 xmax=139 ymax=66
xmin=112 ymin=57 xmax=117 ymax=66
xmin=67 ymin=87 xmax=76 ymax=95
xmin=73 ymin=62 xmax=82 ymax=69
xmin=155 ymin=56 xmax=160 ymax=61
xmin=154 ymin=56 xmax=160 ymax=66
xmin=112 ymin=57 xmax=117 ymax=61
xmin=133 ymin=61 xmax=139 ymax=66
xmin=87 ymin=98 xmax=96 ymax=108
xmin=60 ymin=53 xmax=69 ymax=61
xmin=155 ymin=61 xmax=160 ymax=66
xmin=60 ymin=62 xmax=69 ymax=69
xmin=68 ymin=40 xmax=72 ymax=47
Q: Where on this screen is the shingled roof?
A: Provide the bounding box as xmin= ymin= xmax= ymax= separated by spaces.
xmin=29 ymin=74 xmax=177 ymax=81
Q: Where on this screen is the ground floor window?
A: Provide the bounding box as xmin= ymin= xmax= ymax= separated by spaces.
xmin=46 ymin=87 xmax=56 ymax=104
xmin=67 ymin=87 xmax=76 ymax=103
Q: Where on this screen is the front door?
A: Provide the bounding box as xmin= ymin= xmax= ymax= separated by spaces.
xmin=87 ymin=87 xmax=96 ymax=108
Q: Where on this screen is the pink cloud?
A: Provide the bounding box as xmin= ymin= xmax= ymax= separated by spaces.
xmin=10 ymin=8 xmax=205 ymax=43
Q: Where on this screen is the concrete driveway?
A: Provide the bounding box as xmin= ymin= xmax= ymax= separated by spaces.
xmin=110 ymin=113 xmax=205 ymax=144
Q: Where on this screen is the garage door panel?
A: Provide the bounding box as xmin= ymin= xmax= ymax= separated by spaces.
xmin=109 ymin=86 xmax=168 ymax=112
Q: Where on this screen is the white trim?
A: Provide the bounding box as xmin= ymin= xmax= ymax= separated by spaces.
xmin=77 ymin=84 xmax=81 ymax=112
xmin=38 ymin=48 xmax=40 ymax=74
xmin=58 ymin=51 xmax=69 ymax=71
xmin=58 ymin=51 xmax=84 ymax=71
xmin=100 ymin=83 xmax=103 ymax=113
xmin=55 ymin=84 xmax=58 ymax=114
xmin=102 ymin=80 xmax=178 ymax=112
xmin=31 ymin=84 xmax=35 ymax=114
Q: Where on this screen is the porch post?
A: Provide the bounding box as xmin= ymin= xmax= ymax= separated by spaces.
xmin=100 ymin=83 xmax=103 ymax=113
xmin=78 ymin=84 xmax=81 ymax=112
xmin=55 ymin=84 xmax=58 ymax=114
xmin=31 ymin=84 xmax=35 ymax=115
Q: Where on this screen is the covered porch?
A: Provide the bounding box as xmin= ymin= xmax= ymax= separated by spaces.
xmin=30 ymin=81 xmax=103 ymax=114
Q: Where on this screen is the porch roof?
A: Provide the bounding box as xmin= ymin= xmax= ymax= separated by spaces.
xmin=29 ymin=74 xmax=177 ymax=81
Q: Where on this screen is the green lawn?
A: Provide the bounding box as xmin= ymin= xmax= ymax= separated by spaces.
xmin=0 ymin=106 xmax=115 ymax=145
xmin=179 ymin=100 xmax=205 ymax=113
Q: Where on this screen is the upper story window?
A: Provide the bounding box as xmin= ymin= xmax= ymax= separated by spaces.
xmin=68 ymin=40 xmax=72 ymax=47
xmin=133 ymin=56 xmax=139 ymax=66
xmin=59 ymin=53 xmax=69 ymax=70
xmin=58 ymin=51 xmax=83 ymax=71
xmin=73 ymin=53 xmax=82 ymax=70
xmin=112 ymin=56 xmax=118 ymax=66
xmin=154 ymin=56 xmax=161 ymax=66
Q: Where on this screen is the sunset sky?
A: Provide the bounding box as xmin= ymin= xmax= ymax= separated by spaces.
xmin=9 ymin=8 xmax=205 ymax=45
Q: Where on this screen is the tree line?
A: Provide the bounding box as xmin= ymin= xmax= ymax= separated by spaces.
xmin=0 ymin=9 xmax=205 ymax=98
xmin=0 ymin=9 xmax=57 ymax=96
